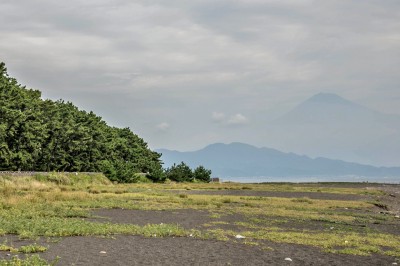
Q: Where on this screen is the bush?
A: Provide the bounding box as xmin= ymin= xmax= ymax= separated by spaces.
xmin=165 ymin=162 xmax=193 ymax=182
xmin=193 ymin=165 xmax=211 ymax=183
xmin=146 ymin=162 xmax=166 ymax=183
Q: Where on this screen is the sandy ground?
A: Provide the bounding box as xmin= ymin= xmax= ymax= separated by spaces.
xmin=1 ymin=183 xmax=399 ymax=265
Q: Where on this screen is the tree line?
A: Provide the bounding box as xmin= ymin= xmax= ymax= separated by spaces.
xmin=0 ymin=62 xmax=211 ymax=183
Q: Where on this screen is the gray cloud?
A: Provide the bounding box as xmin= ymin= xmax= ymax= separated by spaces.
xmin=1 ymin=0 xmax=399 ymax=153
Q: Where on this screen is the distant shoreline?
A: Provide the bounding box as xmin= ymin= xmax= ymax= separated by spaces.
xmin=221 ymin=176 xmax=400 ymax=184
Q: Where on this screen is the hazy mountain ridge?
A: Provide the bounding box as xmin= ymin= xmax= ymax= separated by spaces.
xmin=264 ymin=93 xmax=400 ymax=166
xmin=158 ymin=142 xmax=400 ymax=179
xmin=275 ymin=93 xmax=400 ymax=127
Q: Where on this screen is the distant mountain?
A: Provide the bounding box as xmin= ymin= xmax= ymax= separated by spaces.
xmin=157 ymin=142 xmax=400 ymax=178
xmin=264 ymin=93 xmax=400 ymax=166
xmin=275 ymin=93 xmax=400 ymax=126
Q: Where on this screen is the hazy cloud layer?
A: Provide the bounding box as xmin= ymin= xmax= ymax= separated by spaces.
xmin=1 ymin=0 xmax=399 ymax=153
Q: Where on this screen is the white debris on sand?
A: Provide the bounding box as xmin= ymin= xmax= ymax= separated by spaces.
xmin=99 ymin=251 xmax=107 ymax=254
xmin=284 ymin=258 xmax=293 ymax=262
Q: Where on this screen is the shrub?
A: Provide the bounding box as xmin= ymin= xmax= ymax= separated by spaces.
xmin=165 ymin=162 xmax=193 ymax=182
xmin=193 ymin=166 xmax=212 ymax=183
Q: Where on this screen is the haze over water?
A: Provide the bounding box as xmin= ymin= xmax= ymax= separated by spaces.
xmin=223 ymin=176 xmax=400 ymax=184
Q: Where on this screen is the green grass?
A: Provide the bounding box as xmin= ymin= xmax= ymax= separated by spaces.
xmin=0 ymin=244 xmax=17 ymax=252
xmin=0 ymin=213 xmax=188 ymax=239
xmin=0 ymin=255 xmax=59 ymax=266
xmin=0 ymin=242 xmax=47 ymax=253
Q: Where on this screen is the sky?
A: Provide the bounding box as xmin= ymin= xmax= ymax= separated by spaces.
xmin=1 ymin=0 xmax=399 ymax=152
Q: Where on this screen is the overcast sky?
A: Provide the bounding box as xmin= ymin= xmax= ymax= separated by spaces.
xmin=1 ymin=0 xmax=399 ymax=151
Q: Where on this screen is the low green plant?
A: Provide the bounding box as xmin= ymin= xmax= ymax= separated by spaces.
xmin=18 ymin=244 xmax=48 ymax=253
xmin=0 ymin=243 xmax=17 ymax=252
xmin=0 ymin=255 xmax=59 ymax=266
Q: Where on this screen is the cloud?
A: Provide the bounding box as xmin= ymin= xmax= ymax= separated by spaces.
xmin=211 ymin=112 xmax=226 ymax=123
xmin=227 ymin=114 xmax=248 ymax=125
xmin=156 ymin=122 xmax=170 ymax=131
xmin=212 ymin=112 xmax=248 ymax=126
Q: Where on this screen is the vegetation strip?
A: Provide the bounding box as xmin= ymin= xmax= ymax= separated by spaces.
xmin=0 ymin=174 xmax=399 ymax=260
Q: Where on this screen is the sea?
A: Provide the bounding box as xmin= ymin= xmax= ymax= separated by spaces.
xmin=222 ymin=175 xmax=400 ymax=184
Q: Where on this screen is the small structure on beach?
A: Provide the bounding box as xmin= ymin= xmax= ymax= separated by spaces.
xmin=210 ymin=177 xmax=221 ymax=183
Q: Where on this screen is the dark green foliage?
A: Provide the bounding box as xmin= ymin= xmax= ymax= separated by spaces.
xmin=164 ymin=162 xmax=211 ymax=183
xmin=146 ymin=161 xmax=166 ymax=183
xmin=0 ymin=62 xmax=162 ymax=182
xmin=165 ymin=162 xmax=193 ymax=182
xmin=193 ymin=165 xmax=212 ymax=182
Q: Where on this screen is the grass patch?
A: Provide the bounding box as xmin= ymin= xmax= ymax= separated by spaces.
xmin=0 ymin=244 xmax=17 ymax=252
xmin=18 ymin=244 xmax=48 ymax=253
xmin=291 ymin=197 xmax=314 ymax=204
xmin=0 ymin=242 xmax=47 ymax=253
xmin=0 ymin=255 xmax=59 ymax=266
xmin=0 ymin=214 xmax=188 ymax=238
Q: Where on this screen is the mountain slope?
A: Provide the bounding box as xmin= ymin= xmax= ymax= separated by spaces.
xmin=158 ymin=142 xmax=400 ymax=178
xmin=264 ymin=93 xmax=400 ymax=166
xmin=275 ymin=93 xmax=400 ymax=127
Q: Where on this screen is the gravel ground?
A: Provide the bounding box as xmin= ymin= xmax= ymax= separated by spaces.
xmin=1 ymin=235 xmax=397 ymax=266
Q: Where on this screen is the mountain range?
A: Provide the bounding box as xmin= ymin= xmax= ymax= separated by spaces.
xmin=157 ymin=142 xmax=400 ymax=179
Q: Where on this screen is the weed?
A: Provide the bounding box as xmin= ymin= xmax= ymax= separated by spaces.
xmin=370 ymin=201 xmax=389 ymax=211
xmin=0 ymin=243 xmax=17 ymax=252
xmin=222 ymin=198 xmax=232 ymax=204
xmin=291 ymin=198 xmax=313 ymax=204
xmin=262 ymin=246 xmax=274 ymax=251
xmin=243 ymin=241 xmax=259 ymax=246
xmin=18 ymin=244 xmax=48 ymax=253
xmin=0 ymin=255 xmax=59 ymax=266
xmin=209 ymin=213 xmax=222 ymax=219
xmin=205 ymin=229 xmax=232 ymax=241
xmin=88 ymin=189 xmax=101 ymax=194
